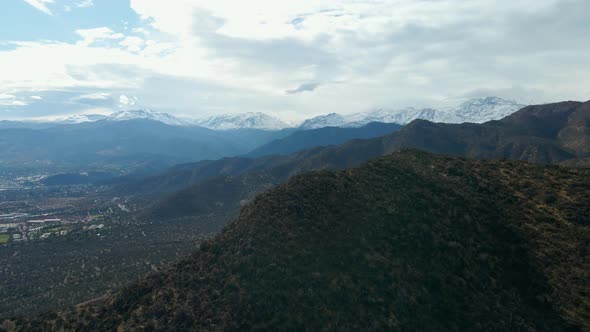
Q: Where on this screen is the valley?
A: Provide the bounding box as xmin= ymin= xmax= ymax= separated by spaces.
xmin=0 ymin=180 xmax=230 ymax=317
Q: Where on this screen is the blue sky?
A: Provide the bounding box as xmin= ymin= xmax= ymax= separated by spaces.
xmin=1 ymin=1 xmax=138 ymax=43
xmin=1 ymin=0 xmax=589 ymax=121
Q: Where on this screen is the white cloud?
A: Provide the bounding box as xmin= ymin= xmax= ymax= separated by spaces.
xmin=3 ymin=0 xmax=590 ymax=121
xmin=76 ymin=27 xmax=125 ymax=46
xmin=74 ymin=92 xmax=111 ymax=100
xmin=10 ymin=100 xmax=29 ymax=106
xmin=119 ymin=94 xmax=138 ymax=107
xmin=0 ymin=94 xmax=17 ymax=100
xmin=119 ymin=36 xmax=145 ymax=52
xmin=23 ymin=0 xmax=54 ymax=15
xmin=0 ymin=99 xmax=28 ymax=107
xmin=75 ymin=0 xmax=93 ymax=8
xmin=0 ymin=94 xmax=29 ymax=106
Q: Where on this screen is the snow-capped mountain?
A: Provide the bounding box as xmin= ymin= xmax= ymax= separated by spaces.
xmin=21 ymin=110 xmax=291 ymax=129
xmin=452 ymin=97 xmax=525 ymax=123
xmin=346 ymin=108 xmax=442 ymax=128
xmin=105 ymin=110 xmax=192 ymax=126
xmin=13 ymin=97 xmax=525 ymax=130
xmin=299 ymin=113 xmax=349 ymax=129
xmin=53 ymin=114 xmax=108 ymax=124
xmin=300 ymin=97 xmax=526 ymax=129
xmin=300 ymin=108 xmax=443 ymax=129
xmin=194 ymin=112 xmax=290 ymax=130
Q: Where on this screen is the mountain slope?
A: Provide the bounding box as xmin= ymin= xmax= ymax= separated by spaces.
xmin=383 ymin=101 xmax=587 ymax=163
xmin=247 ymin=122 xmax=402 ymax=157
xmin=13 ymin=150 xmax=590 ymax=330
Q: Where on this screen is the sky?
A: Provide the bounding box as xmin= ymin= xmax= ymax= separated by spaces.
xmin=0 ymin=0 xmax=589 ymax=121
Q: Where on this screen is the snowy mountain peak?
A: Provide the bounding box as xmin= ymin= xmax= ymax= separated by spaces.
xmin=301 ymin=107 xmax=443 ymax=129
xmin=461 ymin=96 xmax=512 ymax=106
xmin=105 ymin=110 xmax=191 ymax=126
xmin=299 ymin=113 xmax=349 ymax=129
xmin=454 ymin=97 xmax=525 ymax=123
xmin=195 ymin=112 xmax=290 ymax=130
xmin=352 ymin=107 xmax=441 ymax=126
xmin=299 ymin=97 xmax=527 ymax=129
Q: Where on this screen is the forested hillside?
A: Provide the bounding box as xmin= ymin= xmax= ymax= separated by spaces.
xmin=8 ymin=150 xmax=589 ymax=331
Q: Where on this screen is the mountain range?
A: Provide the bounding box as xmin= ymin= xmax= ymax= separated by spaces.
xmin=0 ymin=120 xmax=293 ymax=176
xmin=44 ymin=110 xmax=193 ymax=126
xmin=11 ymin=149 xmax=590 ymax=330
xmin=1 ymin=97 xmax=526 ymax=131
xmin=193 ymin=112 xmax=291 ymax=130
xmin=300 ymin=97 xmax=525 ymax=129
xmin=0 ymin=97 xmax=529 ymax=180
xmin=51 ymin=114 xmax=108 ymax=124
xmin=134 ymin=100 xmax=590 ymax=221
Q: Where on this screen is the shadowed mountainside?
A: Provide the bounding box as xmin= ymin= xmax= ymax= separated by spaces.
xmin=8 ymin=150 xmax=590 ymax=331
xmin=381 ymin=101 xmax=589 ymax=163
xmin=0 ymin=120 xmax=294 ymax=174
xmin=246 ymin=122 xmax=402 ymax=158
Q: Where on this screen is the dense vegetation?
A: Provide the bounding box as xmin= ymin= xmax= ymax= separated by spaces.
xmin=7 ymin=150 xmax=589 ymax=331
xmin=0 ymin=213 xmax=229 ymax=318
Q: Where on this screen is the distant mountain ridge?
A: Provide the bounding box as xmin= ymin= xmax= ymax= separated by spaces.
xmin=0 ymin=119 xmax=292 ymax=175
xmin=193 ymin=112 xmax=290 ymax=130
xmin=3 ymin=96 xmax=526 ymax=130
xmin=104 ymin=110 xmax=192 ymax=126
xmin=246 ymin=122 xmax=402 ymax=157
xmin=300 ymin=97 xmax=526 ymax=129
xmin=53 ymin=114 xmax=107 ymax=124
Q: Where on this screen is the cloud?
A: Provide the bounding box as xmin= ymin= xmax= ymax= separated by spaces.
xmin=119 ymin=94 xmax=138 ymax=107
xmin=23 ymin=0 xmax=54 ymax=15
xmin=72 ymin=92 xmax=112 ymax=105
xmin=75 ymin=0 xmax=93 ymax=8
xmin=76 ymin=27 xmax=125 ymax=46
xmin=3 ymin=0 xmax=590 ymax=121
xmin=0 ymin=94 xmax=28 ymax=107
xmin=119 ymin=36 xmax=145 ymax=52
xmin=286 ymin=82 xmax=320 ymax=94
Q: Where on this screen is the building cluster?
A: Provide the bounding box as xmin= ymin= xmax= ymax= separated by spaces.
xmin=0 ymin=218 xmax=67 ymax=243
